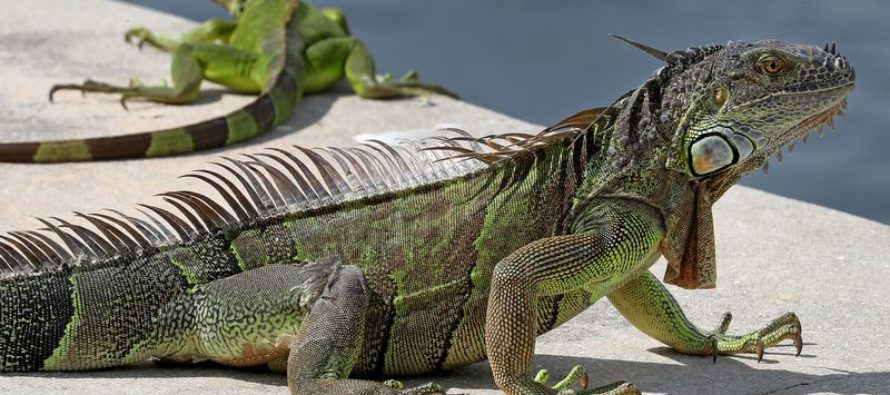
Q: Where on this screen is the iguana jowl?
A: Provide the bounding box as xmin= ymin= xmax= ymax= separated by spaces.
xmin=0 ymin=0 xmax=455 ymax=163
xmin=0 ymin=38 xmax=854 ymax=395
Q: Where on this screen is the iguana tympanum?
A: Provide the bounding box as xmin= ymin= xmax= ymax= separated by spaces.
xmin=0 ymin=38 xmax=854 ymax=395
xmin=0 ymin=0 xmax=455 ymax=163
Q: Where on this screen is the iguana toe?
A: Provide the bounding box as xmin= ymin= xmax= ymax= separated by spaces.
xmin=400 ymin=382 xmax=449 ymax=395
xmin=583 ymin=381 xmax=640 ymax=395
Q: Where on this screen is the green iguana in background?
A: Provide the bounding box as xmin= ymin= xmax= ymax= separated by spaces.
xmin=0 ymin=0 xmax=455 ymax=163
xmin=0 ymin=37 xmax=853 ymax=395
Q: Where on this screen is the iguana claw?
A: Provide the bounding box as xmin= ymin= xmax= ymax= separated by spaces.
xmin=710 ymin=336 xmax=719 ymax=363
xmin=756 ymin=338 xmax=765 ymax=363
xmin=119 ymin=96 xmax=131 ymax=111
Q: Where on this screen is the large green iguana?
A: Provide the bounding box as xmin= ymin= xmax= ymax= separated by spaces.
xmin=0 ymin=38 xmax=853 ymax=395
xmin=0 ymin=0 xmax=455 ymax=163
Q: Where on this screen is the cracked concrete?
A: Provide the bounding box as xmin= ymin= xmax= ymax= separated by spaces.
xmin=1 ymin=1 xmax=889 ymax=394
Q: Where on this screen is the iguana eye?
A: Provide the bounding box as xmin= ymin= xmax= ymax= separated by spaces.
xmin=714 ymin=87 xmax=729 ymax=107
xmin=758 ymin=56 xmax=786 ymax=75
xmin=690 ymin=134 xmax=736 ymax=176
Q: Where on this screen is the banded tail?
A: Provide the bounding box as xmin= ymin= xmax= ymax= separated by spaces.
xmin=0 ymin=71 xmax=299 ymax=163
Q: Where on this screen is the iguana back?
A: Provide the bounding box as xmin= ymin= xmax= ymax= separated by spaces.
xmin=0 ymin=118 xmax=605 ymax=373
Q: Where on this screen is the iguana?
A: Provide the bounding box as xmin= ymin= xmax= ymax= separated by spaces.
xmin=0 ymin=0 xmax=455 ymax=163
xmin=0 ymin=37 xmax=854 ymax=395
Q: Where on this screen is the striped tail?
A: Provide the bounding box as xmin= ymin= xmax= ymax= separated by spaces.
xmin=0 ymin=71 xmax=299 ymax=163
xmin=0 ymin=270 xmax=75 ymax=372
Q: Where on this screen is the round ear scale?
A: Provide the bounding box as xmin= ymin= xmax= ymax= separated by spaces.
xmin=690 ymin=134 xmax=736 ymax=176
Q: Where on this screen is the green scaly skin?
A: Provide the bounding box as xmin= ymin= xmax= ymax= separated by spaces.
xmin=0 ymin=0 xmax=456 ymax=163
xmin=0 ymin=38 xmax=854 ymax=395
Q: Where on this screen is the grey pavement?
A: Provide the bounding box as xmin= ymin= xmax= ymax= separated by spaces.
xmin=0 ymin=1 xmax=888 ymax=394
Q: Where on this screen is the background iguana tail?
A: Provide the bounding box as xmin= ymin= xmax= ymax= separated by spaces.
xmin=0 ymin=1 xmax=457 ymax=163
xmin=0 ymin=70 xmax=300 ymax=163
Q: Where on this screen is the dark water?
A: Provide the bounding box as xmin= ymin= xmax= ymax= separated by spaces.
xmin=122 ymin=0 xmax=890 ymax=224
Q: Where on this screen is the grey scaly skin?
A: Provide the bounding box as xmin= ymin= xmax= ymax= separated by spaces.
xmin=0 ymin=38 xmax=854 ymax=395
xmin=0 ymin=0 xmax=455 ymax=163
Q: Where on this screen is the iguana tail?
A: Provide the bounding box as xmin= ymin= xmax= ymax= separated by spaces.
xmin=0 ymin=269 xmax=75 ymax=371
xmin=0 ymin=71 xmax=299 ymax=163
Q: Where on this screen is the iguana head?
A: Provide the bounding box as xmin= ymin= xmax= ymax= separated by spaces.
xmin=212 ymin=0 xmax=298 ymax=17
xmin=664 ymin=39 xmax=855 ymax=182
xmin=211 ymin=0 xmax=248 ymax=16
xmin=612 ymin=37 xmax=854 ymax=289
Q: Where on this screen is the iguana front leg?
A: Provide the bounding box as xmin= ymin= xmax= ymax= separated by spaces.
xmin=607 ymin=271 xmax=802 ymax=362
xmin=485 ymin=202 xmax=665 ymax=395
xmin=125 ymin=18 xmax=238 ymax=52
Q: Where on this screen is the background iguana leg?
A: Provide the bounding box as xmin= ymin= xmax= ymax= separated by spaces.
xmin=485 ymin=202 xmax=664 ymax=395
xmin=285 ymin=264 xmax=445 ymax=395
xmin=607 ymin=271 xmax=803 ymax=361
xmin=49 ymin=42 xmax=259 ymax=106
xmin=302 ymin=37 xmax=458 ymax=99
xmin=125 ymin=18 xmax=238 ymax=52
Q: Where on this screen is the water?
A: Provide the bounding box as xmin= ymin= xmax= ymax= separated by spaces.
xmin=121 ymin=0 xmax=890 ymax=224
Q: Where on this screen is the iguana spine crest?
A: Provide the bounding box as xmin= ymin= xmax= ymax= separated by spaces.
xmin=0 ymin=119 xmax=617 ymax=278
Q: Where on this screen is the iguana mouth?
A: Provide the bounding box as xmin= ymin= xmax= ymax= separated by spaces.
xmin=755 ymin=82 xmax=853 ymax=173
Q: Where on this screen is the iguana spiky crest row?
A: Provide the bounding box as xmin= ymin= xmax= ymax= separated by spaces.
xmin=0 ymin=0 xmax=455 ymax=163
xmin=0 ymin=38 xmax=853 ymax=395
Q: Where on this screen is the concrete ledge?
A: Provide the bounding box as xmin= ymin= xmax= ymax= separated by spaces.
xmin=1 ymin=1 xmax=889 ymax=394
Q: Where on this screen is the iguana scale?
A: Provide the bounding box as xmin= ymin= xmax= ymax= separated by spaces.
xmin=0 ymin=38 xmax=854 ymax=395
xmin=0 ymin=0 xmax=455 ymax=163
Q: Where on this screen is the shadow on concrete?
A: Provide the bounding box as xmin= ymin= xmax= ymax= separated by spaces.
xmin=9 ymin=350 xmax=888 ymax=395
xmin=405 ymin=352 xmax=890 ymax=395
xmin=5 ymin=361 xmax=286 ymax=386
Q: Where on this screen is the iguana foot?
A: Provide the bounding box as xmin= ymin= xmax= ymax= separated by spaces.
xmin=125 ymin=27 xmax=176 ymax=51
xmin=709 ymin=312 xmax=803 ymax=362
xmin=383 ymin=380 xmax=452 ymax=395
xmin=369 ymin=73 xmax=461 ymax=100
xmin=532 ymin=365 xmax=639 ymax=395
xmin=49 ymin=78 xmax=199 ymax=109
xmin=49 ymin=79 xmax=130 ymax=102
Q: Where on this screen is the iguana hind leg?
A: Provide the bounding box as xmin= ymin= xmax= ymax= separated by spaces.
xmin=303 ymin=37 xmax=459 ymax=99
xmin=608 ymin=271 xmax=803 ymax=362
xmin=283 ymin=261 xmax=446 ymax=395
xmin=49 ymin=42 xmax=259 ymax=107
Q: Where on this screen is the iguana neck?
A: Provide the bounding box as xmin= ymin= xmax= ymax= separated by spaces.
xmin=575 ymin=55 xmax=735 ymax=223
xmin=573 ymin=79 xmax=682 ymax=207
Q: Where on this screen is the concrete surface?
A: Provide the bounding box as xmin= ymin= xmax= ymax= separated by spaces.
xmin=1 ymin=1 xmax=889 ymax=394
